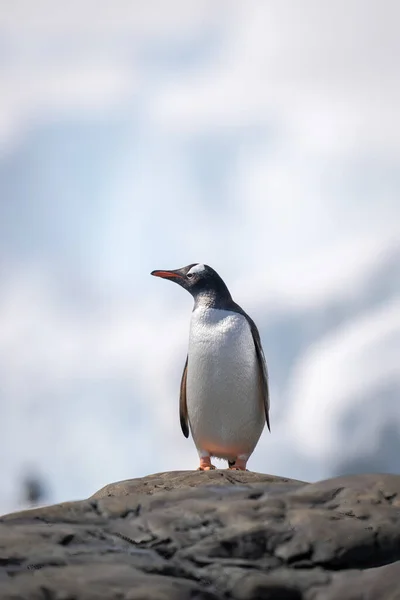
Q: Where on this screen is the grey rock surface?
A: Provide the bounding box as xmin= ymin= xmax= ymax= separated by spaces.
xmin=1 ymin=470 xmax=400 ymax=599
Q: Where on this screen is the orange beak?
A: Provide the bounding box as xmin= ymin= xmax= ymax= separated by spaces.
xmin=151 ymin=270 xmax=183 ymax=280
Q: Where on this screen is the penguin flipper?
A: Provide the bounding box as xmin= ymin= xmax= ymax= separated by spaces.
xmin=228 ymin=300 xmax=271 ymax=432
xmin=230 ymin=300 xmax=271 ymax=432
xmin=179 ymin=356 xmax=190 ymax=438
xmin=234 ymin=308 xmax=270 ymax=432
xmin=250 ymin=321 xmax=271 ymax=432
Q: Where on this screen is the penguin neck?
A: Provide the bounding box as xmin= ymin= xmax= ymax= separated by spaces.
xmin=193 ymin=287 xmax=234 ymax=311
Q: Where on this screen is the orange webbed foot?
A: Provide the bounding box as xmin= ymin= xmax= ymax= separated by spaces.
xmin=197 ymin=456 xmax=216 ymax=471
xmin=228 ymin=457 xmax=248 ymax=471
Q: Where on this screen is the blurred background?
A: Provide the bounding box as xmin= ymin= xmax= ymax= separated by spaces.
xmin=0 ymin=1 xmax=399 ymax=514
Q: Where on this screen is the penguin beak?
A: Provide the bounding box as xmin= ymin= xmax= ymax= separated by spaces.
xmin=151 ymin=269 xmax=184 ymax=281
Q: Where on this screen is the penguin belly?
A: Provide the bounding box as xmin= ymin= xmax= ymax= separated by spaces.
xmin=186 ymin=307 xmax=265 ymax=461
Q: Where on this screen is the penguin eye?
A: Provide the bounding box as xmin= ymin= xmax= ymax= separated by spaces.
xmin=187 ymin=272 xmax=194 ymax=279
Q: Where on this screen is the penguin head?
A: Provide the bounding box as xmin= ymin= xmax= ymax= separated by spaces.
xmin=151 ymin=263 xmax=232 ymax=302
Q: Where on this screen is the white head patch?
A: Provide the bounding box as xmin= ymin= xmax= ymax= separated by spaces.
xmin=187 ymin=263 xmax=206 ymax=276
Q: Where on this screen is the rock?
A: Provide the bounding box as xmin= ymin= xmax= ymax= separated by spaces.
xmin=91 ymin=469 xmax=304 ymax=499
xmin=0 ymin=470 xmax=400 ymax=599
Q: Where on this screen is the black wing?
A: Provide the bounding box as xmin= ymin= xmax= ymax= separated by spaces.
xmin=179 ymin=357 xmax=189 ymax=438
xmin=249 ymin=317 xmax=271 ymax=431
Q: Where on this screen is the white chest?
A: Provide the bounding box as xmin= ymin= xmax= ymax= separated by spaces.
xmin=185 ymin=307 xmax=265 ymax=458
xmin=188 ymin=307 xmax=256 ymax=374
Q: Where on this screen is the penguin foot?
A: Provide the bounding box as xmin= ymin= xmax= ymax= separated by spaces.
xmin=197 ymin=457 xmax=216 ymax=471
xmin=228 ymin=457 xmax=248 ymax=471
xmin=197 ymin=465 xmax=216 ymax=471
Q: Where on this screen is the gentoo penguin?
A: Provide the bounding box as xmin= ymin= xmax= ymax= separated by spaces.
xmin=151 ymin=263 xmax=270 ymax=471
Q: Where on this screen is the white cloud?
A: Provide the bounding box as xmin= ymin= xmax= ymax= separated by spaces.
xmin=0 ymin=0 xmax=225 ymax=149
xmin=1 ymin=1 xmax=399 ymax=155
xmin=0 ymin=0 xmax=221 ymax=35
xmin=153 ymin=1 xmax=400 ymax=155
xmin=285 ymin=298 xmax=400 ymax=460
